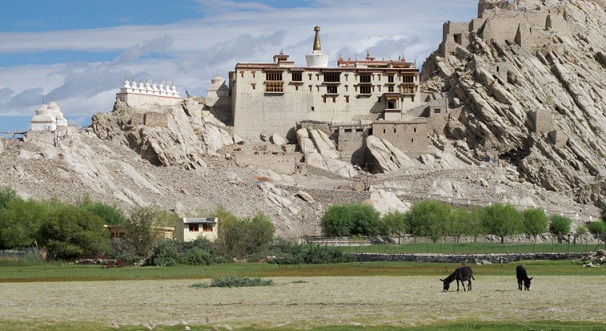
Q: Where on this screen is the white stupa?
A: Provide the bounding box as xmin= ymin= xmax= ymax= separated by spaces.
xmin=30 ymin=102 xmax=67 ymax=131
xmin=305 ymin=26 xmax=329 ymax=68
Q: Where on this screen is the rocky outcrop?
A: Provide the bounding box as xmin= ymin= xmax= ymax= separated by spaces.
xmin=421 ymin=0 xmax=606 ymax=206
xmin=92 ymin=97 xmax=235 ymax=169
xmin=366 ymin=136 xmax=418 ymax=173
xmin=296 ymin=128 xmax=358 ymax=177
xmin=366 ymin=189 xmax=411 ymax=215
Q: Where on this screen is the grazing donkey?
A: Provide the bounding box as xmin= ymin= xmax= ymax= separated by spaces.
xmin=516 ymin=265 xmax=533 ymax=291
xmin=440 ymin=266 xmax=474 ymax=292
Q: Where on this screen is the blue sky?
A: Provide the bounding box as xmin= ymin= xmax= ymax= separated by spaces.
xmin=0 ymin=0 xmax=477 ymax=132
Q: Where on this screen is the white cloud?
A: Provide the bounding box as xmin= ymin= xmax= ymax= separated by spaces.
xmin=0 ymin=0 xmax=477 ymax=122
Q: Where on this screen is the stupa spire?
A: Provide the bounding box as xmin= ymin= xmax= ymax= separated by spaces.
xmin=313 ymin=26 xmax=322 ymax=51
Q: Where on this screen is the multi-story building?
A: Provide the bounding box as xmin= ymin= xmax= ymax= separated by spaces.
xmin=229 ymin=26 xmax=422 ymax=142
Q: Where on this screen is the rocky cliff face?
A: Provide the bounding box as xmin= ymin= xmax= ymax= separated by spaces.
xmin=1 ymin=0 xmax=604 ymax=239
xmin=422 ymin=0 xmax=606 ymax=207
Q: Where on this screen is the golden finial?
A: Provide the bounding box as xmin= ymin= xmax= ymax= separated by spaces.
xmin=313 ymin=26 xmax=322 ymax=51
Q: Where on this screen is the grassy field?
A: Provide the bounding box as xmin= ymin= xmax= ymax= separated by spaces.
xmin=1 ymin=260 xmax=606 ymax=330
xmin=339 ymin=241 xmax=603 ymax=254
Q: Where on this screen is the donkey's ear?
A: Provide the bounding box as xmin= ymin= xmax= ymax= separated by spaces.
xmin=439 ymin=279 xmax=444 ymax=281
xmin=529 ymin=277 xmax=533 ymax=280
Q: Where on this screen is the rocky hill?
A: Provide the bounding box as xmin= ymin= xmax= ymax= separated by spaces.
xmin=0 ymin=0 xmax=603 ymax=238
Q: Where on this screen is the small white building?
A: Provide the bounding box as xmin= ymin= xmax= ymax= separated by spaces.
xmin=30 ymin=101 xmax=68 ymax=131
xmin=175 ymin=217 xmax=218 ymax=242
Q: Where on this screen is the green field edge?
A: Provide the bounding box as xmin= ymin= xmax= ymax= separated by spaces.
xmin=1 ymin=260 xmax=604 ymax=283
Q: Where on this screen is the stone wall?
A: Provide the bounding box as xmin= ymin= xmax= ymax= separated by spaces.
xmin=353 ymin=252 xmax=586 ymax=264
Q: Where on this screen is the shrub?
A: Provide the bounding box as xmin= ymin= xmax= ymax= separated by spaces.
xmin=215 ymin=210 xmax=275 ymax=260
xmin=269 ymin=239 xmax=354 ymax=265
xmin=145 ymin=238 xmax=221 ymax=266
xmin=190 ymin=275 xmax=273 ymax=288
xmin=37 ymin=201 xmax=110 ymax=260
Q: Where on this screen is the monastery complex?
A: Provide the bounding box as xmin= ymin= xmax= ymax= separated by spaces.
xmin=31 ymin=0 xmax=564 ymax=169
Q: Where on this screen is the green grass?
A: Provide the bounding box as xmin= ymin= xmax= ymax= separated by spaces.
xmin=339 ymin=241 xmax=601 ymax=254
xmin=0 ymin=259 xmax=604 ymax=282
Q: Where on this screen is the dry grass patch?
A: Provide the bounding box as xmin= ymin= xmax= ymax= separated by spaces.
xmin=0 ymin=276 xmax=604 ymax=329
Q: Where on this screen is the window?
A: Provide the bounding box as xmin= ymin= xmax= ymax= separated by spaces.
xmin=434 ymin=108 xmax=441 ymax=114
xmin=388 ymin=86 xmax=394 ymax=92
xmin=265 ymin=72 xmax=284 ymax=93
xmin=387 ymin=75 xmax=394 ymax=83
xmin=265 ymin=81 xmax=283 ymax=93
xmin=323 ymin=73 xmax=340 ymax=83
xmin=202 ymin=223 xmax=213 ymax=232
xmin=292 ymin=72 xmax=302 ymax=82
xmin=414 ymin=127 xmax=417 ymax=133
xmin=360 ymin=86 xmax=371 ymax=94
xmin=345 ymin=128 xmax=352 ymax=133
xmin=402 ymin=75 xmax=414 ymax=83
xmin=327 ymin=86 xmax=338 ymax=94
xmin=360 ymin=75 xmax=371 ymax=83
xmin=251 ymin=83 xmax=256 ymax=90
xmin=345 ymin=95 xmax=349 ymax=103
xmin=188 ymin=224 xmax=199 ymax=232
xmin=266 ymin=72 xmax=282 ymax=81
xmin=356 ymin=128 xmax=363 ymax=133
xmin=454 ymin=33 xmax=462 ymax=45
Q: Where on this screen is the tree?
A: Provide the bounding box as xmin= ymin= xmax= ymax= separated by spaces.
xmin=0 ymin=198 xmax=47 ymax=249
xmin=79 ymin=197 xmax=127 ymax=225
xmin=587 ymin=221 xmax=606 ymax=248
xmin=126 ymin=207 xmax=176 ymax=258
xmin=320 ymin=203 xmax=382 ymax=237
xmin=574 ymin=225 xmax=587 ymax=247
xmin=407 ymin=200 xmax=452 ymax=243
xmin=0 ymin=186 xmax=18 ymax=209
xmin=481 ymin=203 xmax=523 ymax=243
xmin=522 ymin=208 xmax=548 ymax=242
xmin=448 ymin=207 xmax=469 ymax=243
xmin=216 ymin=211 xmax=275 ymax=259
xmin=321 ymin=205 xmax=353 ymax=237
xmin=548 ymin=215 xmax=572 ymax=244
xmin=382 ymin=211 xmax=408 ymax=244
xmin=466 ymin=207 xmax=486 ymax=242
xmin=37 ymin=201 xmax=110 ymax=260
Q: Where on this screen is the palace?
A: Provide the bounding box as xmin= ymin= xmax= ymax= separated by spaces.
xmin=229 ymin=26 xmax=424 ymax=144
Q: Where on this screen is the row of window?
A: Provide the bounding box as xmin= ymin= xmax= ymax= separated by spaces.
xmin=260 ymin=71 xmax=416 ymax=83
xmin=188 ymin=223 xmax=213 ymax=232
xmin=261 ymin=82 xmax=416 ymax=94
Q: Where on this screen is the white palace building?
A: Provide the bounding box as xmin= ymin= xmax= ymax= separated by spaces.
xmin=229 ymin=26 xmax=423 ymax=141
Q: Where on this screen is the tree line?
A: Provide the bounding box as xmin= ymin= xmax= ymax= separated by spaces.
xmin=0 ymin=186 xmax=351 ymax=265
xmin=321 ymin=200 xmax=606 ymax=244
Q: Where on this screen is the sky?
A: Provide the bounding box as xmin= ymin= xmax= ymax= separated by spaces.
xmin=0 ymin=0 xmax=478 ymax=132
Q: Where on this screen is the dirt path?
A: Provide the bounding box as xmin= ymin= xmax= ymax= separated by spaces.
xmin=1 ymin=276 xmax=605 ymax=329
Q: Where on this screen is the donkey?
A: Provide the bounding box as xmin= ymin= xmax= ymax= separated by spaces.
xmin=516 ymin=265 xmax=533 ymax=291
xmin=441 ymin=265 xmax=474 ymax=292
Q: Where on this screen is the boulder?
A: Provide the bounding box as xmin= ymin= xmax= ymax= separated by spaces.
xmin=270 ymin=133 xmax=287 ymax=146
xmin=366 ymin=136 xmax=416 ymax=173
